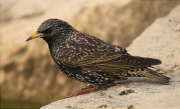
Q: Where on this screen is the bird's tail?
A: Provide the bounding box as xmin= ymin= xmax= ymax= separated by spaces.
xmin=133 ymin=67 xmax=171 ymax=84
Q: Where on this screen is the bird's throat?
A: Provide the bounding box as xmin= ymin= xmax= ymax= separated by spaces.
xmin=43 ymin=34 xmax=70 ymax=56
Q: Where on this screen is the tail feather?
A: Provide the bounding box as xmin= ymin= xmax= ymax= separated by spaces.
xmin=134 ymin=67 xmax=170 ymax=84
xmin=117 ymin=55 xmax=170 ymax=84
xmin=127 ymin=54 xmax=162 ymax=67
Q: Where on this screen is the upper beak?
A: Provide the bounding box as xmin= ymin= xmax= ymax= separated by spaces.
xmin=26 ymin=33 xmax=43 ymax=42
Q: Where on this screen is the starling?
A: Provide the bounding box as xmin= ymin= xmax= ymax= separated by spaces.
xmin=26 ymin=19 xmax=170 ymax=98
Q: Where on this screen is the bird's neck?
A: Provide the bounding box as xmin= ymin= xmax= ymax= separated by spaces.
xmin=43 ymin=31 xmax=74 ymax=56
xmin=43 ymin=36 xmax=65 ymax=55
xmin=43 ymin=26 xmax=76 ymax=57
xmin=44 ymin=37 xmax=59 ymax=52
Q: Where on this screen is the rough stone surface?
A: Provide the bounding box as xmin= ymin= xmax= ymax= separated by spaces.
xmin=41 ymin=6 xmax=180 ymax=109
xmin=42 ymin=72 xmax=180 ymax=109
xmin=127 ymin=6 xmax=180 ymax=70
xmin=1 ymin=0 xmax=179 ymax=104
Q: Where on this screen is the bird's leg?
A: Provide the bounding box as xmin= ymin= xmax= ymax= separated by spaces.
xmin=80 ymin=84 xmax=94 ymax=90
xmin=64 ymin=84 xmax=96 ymax=98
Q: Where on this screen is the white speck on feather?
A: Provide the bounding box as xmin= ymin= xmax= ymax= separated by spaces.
xmin=115 ymin=47 xmax=121 ymax=52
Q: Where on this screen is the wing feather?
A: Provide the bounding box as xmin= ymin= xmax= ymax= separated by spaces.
xmin=55 ymin=32 xmax=161 ymax=72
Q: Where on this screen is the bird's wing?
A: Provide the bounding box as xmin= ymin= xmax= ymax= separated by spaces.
xmin=57 ymin=33 xmax=161 ymax=72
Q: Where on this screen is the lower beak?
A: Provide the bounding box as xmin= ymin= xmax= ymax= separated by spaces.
xmin=26 ymin=33 xmax=43 ymax=42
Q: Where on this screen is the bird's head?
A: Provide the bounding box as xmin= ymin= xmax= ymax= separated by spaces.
xmin=26 ymin=19 xmax=73 ymax=43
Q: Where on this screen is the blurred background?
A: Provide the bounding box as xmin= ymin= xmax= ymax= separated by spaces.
xmin=1 ymin=0 xmax=179 ymax=108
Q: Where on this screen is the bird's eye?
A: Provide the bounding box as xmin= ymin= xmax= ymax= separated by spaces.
xmin=42 ymin=28 xmax=52 ymax=34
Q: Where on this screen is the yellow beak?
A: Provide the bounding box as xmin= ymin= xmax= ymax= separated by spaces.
xmin=26 ymin=33 xmax=43 ymax=42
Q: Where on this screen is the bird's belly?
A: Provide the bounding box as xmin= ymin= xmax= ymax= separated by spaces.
xmin=61 ymin=67 xmax=114 ymax=85
xmin=53 ymin=59 xmax=123 ymax=85
xmin=72 ymin=71 xmax=113 ymax=84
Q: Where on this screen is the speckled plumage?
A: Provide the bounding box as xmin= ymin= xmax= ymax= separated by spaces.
xmin=27 ymin=18 xmax=170 ymax=90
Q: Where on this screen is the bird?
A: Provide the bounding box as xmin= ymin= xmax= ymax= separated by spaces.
xmin=26 ymin=18 xmax=170 ymax=98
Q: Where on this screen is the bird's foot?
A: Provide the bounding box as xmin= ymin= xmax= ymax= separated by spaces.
xmin=80 ymin=84 xmax=94 ymax=90
xmin=64 ymin=85 xmax=96 ymax=98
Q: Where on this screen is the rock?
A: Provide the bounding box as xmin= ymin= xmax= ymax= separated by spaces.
xmin=1 ymin=0 xmax=179 ymax=104
xmin=127 ymin=5 xmax=180 ymax=70
xmin=40 ymin=5 xmax=180 ymax=109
